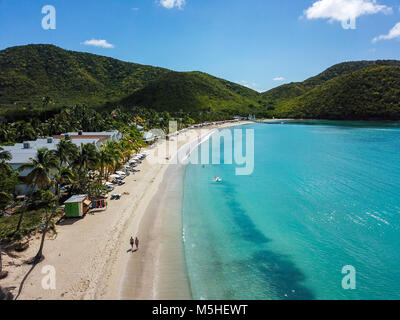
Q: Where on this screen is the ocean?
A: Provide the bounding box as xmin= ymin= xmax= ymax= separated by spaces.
xmin=182 ymin=121 xmax=400 ymax=300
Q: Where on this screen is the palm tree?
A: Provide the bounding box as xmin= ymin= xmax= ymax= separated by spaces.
xmin=97 ymin=149 xmax=114 ymax=182
xmin=54 ymin=167 xmax=75 ymax=199
xmin=19 ymin=148 xmax=59 ymax=190
xmin=104 ymin=143 xmax=123 ymax=175
xmin=53 ymin=138 xmax=77 ymax=198
xmin=31 ymin=191 xmax=57 ymax=264
xmin=0 ymin=243 xmax=7 ymax=279
xmin=73 ymin=143 xmax=98 ymax=173
xmin=54 ymin=137 xmax=77 ymax=168
xmin=15 ymin=148 xmax=59 ymax=232
xmin=14 ymin=121 xmax=36 ymax=141
xmin=118 ymin=140 xmax=135 ymax=163
xmin=0 ymin=125 xmax=9 ymax=142
xmin=0 ymin=192 xmax=12 ymax=215
xmin=0 ymin=148 xmax=14 ymax=215
xmin=0 ymin=147 xmax=12 ymax=173
xmin=0 ymin=147 xmax=11 ymax=161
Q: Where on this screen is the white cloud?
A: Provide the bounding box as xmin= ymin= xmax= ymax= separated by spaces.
xmin=159 ymin=0 xmax=186 ymax=9
xmin=304 ymin=0 xmax=392 ymax=24
xmin=82 ymin=39 xmax=115 ymax=49
xmin=238 ymin=80 xmax=263 ymax=92
xmin=373 ymin=22 xmax=400 ymax=42
xmin=240 ymin=80 xmax=251 ymax=88
xmin=273 ymin=77 xmax=285 ymax=81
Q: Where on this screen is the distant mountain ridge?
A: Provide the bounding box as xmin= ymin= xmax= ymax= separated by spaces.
xmin=262 ymin=60 xmax=400 ymax=101
xmin=262 ymin=60 xmax=400 ymax=120
xmin=275 ymin=65 xmax=400 ymax=120
xmin=1 ymin=44 xmax=400 ymax=120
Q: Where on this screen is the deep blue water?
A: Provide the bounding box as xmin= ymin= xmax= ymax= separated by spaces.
xmin=182 ymin=122 xmax=400 ymax=300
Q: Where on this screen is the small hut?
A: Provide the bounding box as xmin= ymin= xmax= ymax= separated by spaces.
xmin=64 ymin=195 xmax=91 ymax=218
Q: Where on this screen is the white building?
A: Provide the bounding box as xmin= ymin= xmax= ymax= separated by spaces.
xmin=54 ymin=130 xmax=122 ymax=147
xmin=142 ymin=132 xmax=155 ymax=144
xmin=2 ymin=131 xmax=122 ymax=195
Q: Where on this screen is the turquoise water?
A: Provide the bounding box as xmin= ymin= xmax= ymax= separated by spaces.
xmin=182 ymin=122 xmax=400 ymax=300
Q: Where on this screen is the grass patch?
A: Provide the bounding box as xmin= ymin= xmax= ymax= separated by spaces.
xmin=0 ymin=209 xmax=45 ymax=242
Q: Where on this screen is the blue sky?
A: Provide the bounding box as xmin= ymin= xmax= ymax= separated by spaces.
xmin=1 ymin=0 xmax=400 ymax=91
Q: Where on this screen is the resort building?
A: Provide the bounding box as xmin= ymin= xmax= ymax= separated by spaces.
xmin=142 ymin=132 xmax=155 ymax=144
xmin=2 ymin=131 xmax=122 ymax=195
xmin=53 ymin=130 xmax=122 ymax=148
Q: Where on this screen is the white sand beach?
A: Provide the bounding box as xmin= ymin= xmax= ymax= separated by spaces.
xmin=0 ymin=121 xmax=250 ymax=300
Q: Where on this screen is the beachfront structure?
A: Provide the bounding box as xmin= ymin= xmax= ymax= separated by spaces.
xmin=2 ymin=131 xmax=122 ymax=195
xmin=134 ymin=124 xmax=144 ymax=132
xmin=4 ymin=131 xmax=121 ymax=169
xmin=142 ymin=131 xmax=155 ymax=144
xmin=53 ymin=130 xmax=122 ymax=148
xmin=64 ymin=194 xmax=91 ymax=218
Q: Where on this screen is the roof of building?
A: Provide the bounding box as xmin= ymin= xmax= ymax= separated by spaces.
xmin=142 ymin=132 xmax=154 ymax=140
xmin=63 ymin=130 xmax=120 ymax=137
xmin=53 ymin=135 xmax=108 ymax=141
xmin=2 ymin=137 xmax=100 ymax=165
xmin=64 ymin=194 xmax=88 ymax=204
xmin=2 ymin=131 xmax=122 ymax=165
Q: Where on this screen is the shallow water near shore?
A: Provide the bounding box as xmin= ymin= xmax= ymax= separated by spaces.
xmin=182 ymin=121 xmax=400 ymax=300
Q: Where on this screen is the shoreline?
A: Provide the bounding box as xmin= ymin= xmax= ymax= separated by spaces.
xmin=0 ymin=120 xmax=250 ymax=300
xmin=118 ymin=148 xmax=190 ymax=299
xmin=109 ymin=121 xmax=249 ymax=300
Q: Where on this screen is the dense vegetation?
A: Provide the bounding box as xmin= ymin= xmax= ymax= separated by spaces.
xmin=277 ymin=66 xmax=400 ymax=120
xmin=263 ymin=60 xmax=400 ymax=120
xmin=120 ymin=71 xmax=263 ymax=113
xmin=0 ymin=119 xmax=146 ymax=239
xmin=0 ymin=44 xmax=263 ymax=118
xmin=262 ymin=60 xmax=400 ymax=102
xmin=1 ymin=44 xmax=400 ymax=122
xmin=0 ymin=147 xmax=18 ymax=212
xmin=0 ymin=44 xmax=170 ymax=113
xmin=0 ymin=104 xmax=213 ymax=145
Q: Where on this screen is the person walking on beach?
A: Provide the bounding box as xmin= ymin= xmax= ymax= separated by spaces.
xmin=130 ymin=236 xmax=134 ymax=251
xmin=135 ymin=237 xmax=139 ymax=250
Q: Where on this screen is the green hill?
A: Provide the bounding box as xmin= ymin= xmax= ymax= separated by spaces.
xmin=262 ymin=60 xmax=400 ymax=102
xmin=119 ymin=71 xmax=262 ymax=113
xmin=0 ymin=44 xmax=170 ymax=111
xmin=276 ymin=66 xmax=400 ymax=120
xmin=1 ymin=44 xmax=400 ymax=120
xmin=0 ymin=44 xmax=261 ymax=116
xmin=262 ymin=60 xmax=400 ymax=120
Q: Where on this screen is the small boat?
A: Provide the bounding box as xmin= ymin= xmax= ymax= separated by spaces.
xmin=214 ymin=177 xmax=223 ymax=182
